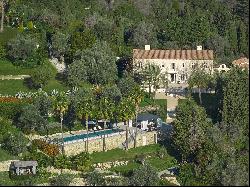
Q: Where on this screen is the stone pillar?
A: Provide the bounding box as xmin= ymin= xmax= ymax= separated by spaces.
xmin=102 ymin=135 xmax=106 ymax=152
xmin=128 ymin=120 xmax=133 ymax=127
xmin=32 ymin=166 xmax=36 ymax=175
xmin=154 ymin=133 xmax=157 ymax=144
xmin=16 ymin=167 xmax=20 ymax=175
xmin=84 ymin=141 xmax=87 ymax=152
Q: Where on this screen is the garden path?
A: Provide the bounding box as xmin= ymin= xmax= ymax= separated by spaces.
xmin=0 ymin=75 xmax=30 ymax=80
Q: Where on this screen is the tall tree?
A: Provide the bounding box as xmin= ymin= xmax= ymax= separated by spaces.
xmin=67 ymin=41 xmax=118 ymax=86
xmin=18 ymin=104 xmax=48 ymax=135
xmin=75 ymin=87 xmax=95 ymax=152
xmin=141 ymin=63 xmax=161 ymax=100
xmin=0 ymin=0 xmax=4 ymax=32
xmin=117 ymin=96 xmax=136 ymax=150
xmin=237 ymin=21 xmax=248 ymax=56
xmin=129 ymin=85 xmax=144 ymax=148
xmin=132 ymin=20 xmax=158 ymax=48
xmin=188 ymin=68 xmax=212 ymax=105
xmin=173 ymin=99 xmax=212 ymax=161
xmin=222 ymin=67 xmax=249 ymax=151
xmin=51 ymin=91 xmax=69 ymax=155
xmin=51 ymin=31 xmax=70 ymax=61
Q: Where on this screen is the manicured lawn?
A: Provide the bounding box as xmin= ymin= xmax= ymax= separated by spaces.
xmin=91 ymin=144 xmax=162 ymax=163
xmin=0 ymin=80 xmax=33 ymax=95
xmin=110 ymin=156 xmax=177 ymax=176
xmin=0 ymin=60 xmax=34 ymax=75
xmin=0 ymin=79 xmax=69 ymax=95
xmin=108 ymin=147 xmax=177 ymax=175
xmin=147 ymin=156 xmax=177 ymax=171
xmin=140 ymin=97 xmax=167 ymax=107
xmin=109 ymin=161 xmax=141 ymax=176
xmin=43 ymin=79 xmax=69 ymax=92
xmin=0 ymin=172 xmax=15 ymax=185
xmin=0 ymin=148 xmax=18 ymax=161
xmin=0 ymin=170 xmax=53 ymax=186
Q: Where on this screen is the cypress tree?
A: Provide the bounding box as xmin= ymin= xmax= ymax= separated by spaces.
xmin=222 ymin=67 xmax=249 ymax=151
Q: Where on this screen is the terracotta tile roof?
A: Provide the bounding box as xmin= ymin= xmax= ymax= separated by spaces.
xmin=133 ymin=49 xmax=214 ymax=60
xmin=232 ymin=58 xmax=249 ymax=69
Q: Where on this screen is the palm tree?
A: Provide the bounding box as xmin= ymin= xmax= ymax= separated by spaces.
xmin=142 ymin=64 xmax=161 ymax=100
xmin=51 ymin=91 xmax=69 ymax=155
xmin=98 ymin=96 xmax=115 ymax=151
xmin=118 ymin=97 xmax=136 ymax=151
xmin=0 ymin=0 xmax=5 ymax=32
xmin=75 ymin=87 xmax=94 ymax=152
xmin=130 ymin=86 xmax=144 ymax=148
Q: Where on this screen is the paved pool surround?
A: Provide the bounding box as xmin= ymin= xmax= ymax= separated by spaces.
xmin=64 ymin=130 xmax=157 ymax=156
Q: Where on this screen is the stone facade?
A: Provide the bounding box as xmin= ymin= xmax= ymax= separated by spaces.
xmin=64 ymin=131 xmax=157 ymax=156
xmin=134 ymin=58 xmax=213 ymax=85
xmin=133 ymin=46 xmax=214 ymax=90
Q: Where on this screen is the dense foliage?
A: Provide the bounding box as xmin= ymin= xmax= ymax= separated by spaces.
xmin=0 ymin=0 xmax=249 ymax=186
xmin=1 ymin=0 xmax=248 ymax=69
xmin=172 ymin=68 xmax=249 ymax=186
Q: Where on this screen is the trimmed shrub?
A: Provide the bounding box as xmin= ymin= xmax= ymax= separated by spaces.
xmin=49 ymin=173 xmax=74 ymax=186
xmin=31 ymin=61 xmax=57 ymax=88
xmin=54 ymin=154 xmax=71 ymax=170
xmin=0 ymin=118 xmax=18 ymax=143
xmin=135 ymin=154 xmax=147 ymax=165
xmin=156 ymin=147 xmax=168 ymax=159
xmin=70 ymin=152 xmax=93 ymax=172
xmin=22 ymin=151 xmax=53 ymax=168
xmin=2 ymin=131 xmax=28 ymax=155
xmin=0 ymin=43 xmax=6 ymax=59
xmin=0 ymin=98 xmax=31 ymax=119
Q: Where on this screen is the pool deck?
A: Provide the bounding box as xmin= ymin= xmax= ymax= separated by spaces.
xmin=25 ymin=128 xmax=100 ymax=141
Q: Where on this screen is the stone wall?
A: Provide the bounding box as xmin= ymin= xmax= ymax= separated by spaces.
xmin=64 ymin=131 xmax=157 ymax=156
xmin=0 ymin=160 xmax=19 ymax=172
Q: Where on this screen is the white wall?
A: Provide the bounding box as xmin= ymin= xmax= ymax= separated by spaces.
xmin=134 ymin=59 xmax=214 ymax=84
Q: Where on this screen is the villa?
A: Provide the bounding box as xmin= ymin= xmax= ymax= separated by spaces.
xmin=133 ymin=45 xmax=214 ymax=89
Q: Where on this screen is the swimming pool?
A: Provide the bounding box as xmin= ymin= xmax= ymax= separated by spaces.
xmin=63 ymin=129 xmax=122 ymax=143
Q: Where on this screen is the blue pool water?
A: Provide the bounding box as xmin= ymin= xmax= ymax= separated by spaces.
xmin=63 ymin=129 xmax=121 ymax=142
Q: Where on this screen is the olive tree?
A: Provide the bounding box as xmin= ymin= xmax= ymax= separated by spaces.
xmin=67 ymin=41 xmax=118 ymax=86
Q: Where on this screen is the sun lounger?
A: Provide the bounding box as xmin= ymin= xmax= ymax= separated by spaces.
xmin=97 ymin=126 xmax=102 ymax=130
xmin=93 ymin=127 xmax=97 ymax=131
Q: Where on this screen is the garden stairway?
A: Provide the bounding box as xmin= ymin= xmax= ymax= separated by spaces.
xmin=49 ymin=58 xmax=66 ymax=73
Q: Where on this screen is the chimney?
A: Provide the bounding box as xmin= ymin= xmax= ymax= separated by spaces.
xmin=197 ymin=45 xmax=202 ymax=50
xmin=145 ymin=45 xmax=150 ymax=50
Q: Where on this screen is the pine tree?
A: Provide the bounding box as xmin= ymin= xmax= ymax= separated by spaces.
xmin=227 ymin=21 xmax=238 ymax=55
xmin=237 ymin=21 xmax=248 ymax=56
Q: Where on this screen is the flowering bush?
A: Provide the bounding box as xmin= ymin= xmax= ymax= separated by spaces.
xmin=32 ymin=139 xmax=60 ymax=157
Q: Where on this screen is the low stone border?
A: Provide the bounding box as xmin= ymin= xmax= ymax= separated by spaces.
xmin=93 ymin=160 xmax=129 ymax=170
xmin=45 ymin=166 xmax=81 ymax=175
xmin=161 ymin=176 xmax=180 ymax=186
xmin=0 ymin=75 xmax=31 ymax=80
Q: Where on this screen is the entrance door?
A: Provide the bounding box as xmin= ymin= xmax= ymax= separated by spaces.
xmin=170 ymin=74 xmax=175 ymax=83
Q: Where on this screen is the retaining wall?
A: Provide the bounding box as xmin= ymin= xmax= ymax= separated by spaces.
xmin=64 ymin=131 xmax=157 ymax=156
